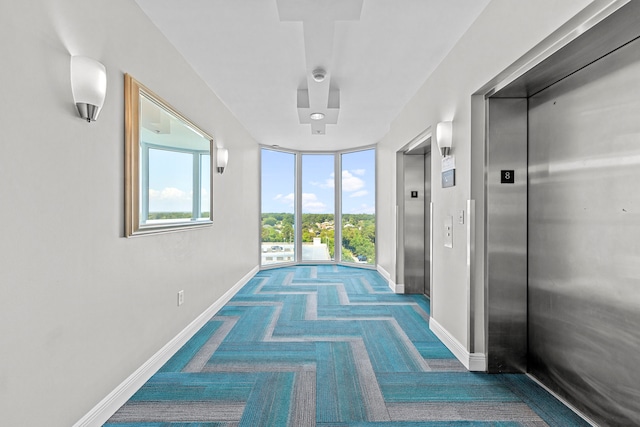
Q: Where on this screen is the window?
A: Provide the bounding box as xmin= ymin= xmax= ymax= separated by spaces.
xmin=341 ymin=149 xmax=376 ymax=265
xmin=260 ymin=146 xmax=375 ymax=268
xmin=261 ymin=149 xmax=295 ymax=266
xmin=301 ymin=154 xmax=335 ymax=262
xmin=142 ymin=146 xmax=210 ymax=224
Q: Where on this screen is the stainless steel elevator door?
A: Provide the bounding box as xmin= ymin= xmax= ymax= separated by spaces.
xmin=403 ymin=154 xmax=425 ymax=294
xmin=528 ymin=37 xmax=640 ymax=426
xmin=486 ymin=98 xmax=528 ymax=373
xmin=403 ymin=153 xmax=431 ymax=296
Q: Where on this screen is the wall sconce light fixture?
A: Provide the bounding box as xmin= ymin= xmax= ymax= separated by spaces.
xmin=436 ymin=121 xmax=453 ymax=157
xmin=217 ymin=147 xmax=229 ymax=174
xmin=71 ymin=56 xmax=107 ymax=122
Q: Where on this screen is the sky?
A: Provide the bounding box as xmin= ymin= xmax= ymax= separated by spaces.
xmin=261 ymin=148 xmax=375 ymax=215
xmin=148 ymin=148 xmax=210 ymax=213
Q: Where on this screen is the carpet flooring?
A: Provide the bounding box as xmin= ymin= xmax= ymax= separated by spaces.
xmin=105 ymin=265 xmax=589 ymax=426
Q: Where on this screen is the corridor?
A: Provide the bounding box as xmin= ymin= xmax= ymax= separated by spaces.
xmin=106 ymin=266 xmax=587 ymax=426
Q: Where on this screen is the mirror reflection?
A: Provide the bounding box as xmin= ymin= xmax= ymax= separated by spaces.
xmin=125 ymin=75 xmax=213 ymax=237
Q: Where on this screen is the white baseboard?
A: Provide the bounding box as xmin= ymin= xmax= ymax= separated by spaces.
xmin=376 ymin=264 xmax=404 ymax=294
xmin=429 ymin=317 xmax=486 ymax=371
xmin=73 ymin=265 xmax=260 ymax=427
xmin=376 ymin=264 xmax=391 ymax=282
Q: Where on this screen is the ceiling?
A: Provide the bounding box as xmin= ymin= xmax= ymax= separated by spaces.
xmin=134 ymin=0 xmax=490 ymax=151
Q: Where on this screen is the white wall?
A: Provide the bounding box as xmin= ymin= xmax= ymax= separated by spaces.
xmin=0 ymin=1 xmax=259 ymax=425
xmin=376 ymin=0 xmax=601 ymax=363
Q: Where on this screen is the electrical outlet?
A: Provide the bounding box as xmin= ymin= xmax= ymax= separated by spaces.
xmin=178 ymin=290 xmax=184 ymax=306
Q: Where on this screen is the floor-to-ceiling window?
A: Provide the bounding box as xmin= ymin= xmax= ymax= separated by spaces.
xmin=341 ymin=149 xmax=376 ymax=265
xmin=261 ymin=146 xmax=375 ymax=268
xmin=301 ymin=154 xmax=335 ymax=262
xmin=261 ymin=149 xmax=295 ymax=266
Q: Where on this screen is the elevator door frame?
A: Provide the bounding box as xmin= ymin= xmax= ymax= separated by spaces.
xmin=482 ymin=0 xmax=640 ymax=375
xmin=395 ymin=131 xmax=432 ymax=297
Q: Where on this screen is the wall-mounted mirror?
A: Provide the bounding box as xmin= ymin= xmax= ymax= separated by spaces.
xmin=125 ymin=74 xmax=213 ymax=237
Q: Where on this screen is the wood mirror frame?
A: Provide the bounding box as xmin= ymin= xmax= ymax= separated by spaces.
xmin=124 ymin=74 xmax=214 ymax=237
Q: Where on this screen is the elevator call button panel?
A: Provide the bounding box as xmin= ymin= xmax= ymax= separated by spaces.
xmin=444 ymin=216 xmax=453 ymax=248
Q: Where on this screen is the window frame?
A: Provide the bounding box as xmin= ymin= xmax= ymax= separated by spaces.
xmin=259 ymin=147 xmax=297 ymax=267
xmin=259 ymin=145 xmax=376 ymax=270
xmin=339 ymin=148 xmax=377 ymax=266
xmin=140 ymin=143 xmax=211 ymax=225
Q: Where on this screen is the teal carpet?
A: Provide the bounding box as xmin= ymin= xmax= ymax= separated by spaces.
xmin=106 ymin=265 xmax=588 ymax=426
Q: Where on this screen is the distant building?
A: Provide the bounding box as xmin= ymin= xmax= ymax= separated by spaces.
xmin=261 ymin=239 xmax=330 ymax=265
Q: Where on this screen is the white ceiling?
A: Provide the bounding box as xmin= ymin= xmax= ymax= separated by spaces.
xmin=134 ymin=0 xmax=490 ymax=151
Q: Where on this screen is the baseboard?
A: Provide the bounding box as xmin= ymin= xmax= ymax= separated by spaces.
xmin=429 ymin=317 xmax=486 ymax=371
xmin=376 ymin=264 xmax=391 ymax=283
xmin=73 ymin=265 xmax=260 ymax=427
xmin=467 ymin=352 xmax=487 ymax=371
xmin=376 ymin=264 xmax=404 ymax=294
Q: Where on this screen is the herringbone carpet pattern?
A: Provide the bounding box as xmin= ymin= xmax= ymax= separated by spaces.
xmin=105 ymin=265 xmax=588 ymax=426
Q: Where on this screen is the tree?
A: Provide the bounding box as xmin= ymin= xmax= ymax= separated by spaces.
xmin=282 ymin=224 xmax=294 ymax=242
xmin=282 ymin=214 xmax=294 ymax=227
xmin=302 ymin=228 xmax=315 ymax=243
xmin=262 ymin=226 xmax=281 ymax=242
xmin=263 ymin=216 xmax=277 ymax=226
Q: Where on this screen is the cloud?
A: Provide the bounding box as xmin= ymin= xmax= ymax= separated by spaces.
xmin=149 ymin=187 xmax=192 ymax=211
xmin=273 ymin=193 xmax=327 ymax=212
xmin=150 ymin=187 xmax=190 ymax=200
xmin=313 ymin=173 xmax=335 ymax=189
xmin=275 ymin=193 xmax=295 ymax=207
xmin=350 ymin=190 xmax=368 ymax=198
xmin=341 ymin=170 xmax=365 ymax=192
xmin=302 ymin=193 xmax=327 ymax=213
xmin=313 ymin=170 xmax=366 ymax=193
xmin=322 ymin=178 xmax=335 ymax=189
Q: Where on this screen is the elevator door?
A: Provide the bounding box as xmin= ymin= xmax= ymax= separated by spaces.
xmin=483 ymin=3 xmax=640 ymax=425
xmin=403 ymin=152 xmax=431 ymax=296
xmin=527 ymin=36 xmax=640 ymax=426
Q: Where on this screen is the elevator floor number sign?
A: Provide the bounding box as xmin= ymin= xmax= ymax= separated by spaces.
xmin=501 ymin=170 xmax=515 ymax=184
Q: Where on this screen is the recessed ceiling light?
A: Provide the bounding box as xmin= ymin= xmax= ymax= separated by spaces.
xmin=310 ymin=112 xmax=325 ymax=120
xmin=312 ymin=68 xmax=326 ymax=82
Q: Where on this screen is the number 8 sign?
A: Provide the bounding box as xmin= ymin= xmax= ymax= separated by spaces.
xmin=501 ymin=170 xmax=515 ymax=184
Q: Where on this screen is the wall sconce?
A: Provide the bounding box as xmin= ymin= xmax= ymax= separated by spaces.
xmin=217 ymin=147 xmax=229 ymax=174
xmin=436 ymin=121 xmax=453 ymax=157
xmin=70 ymin=56 xmax=107 ymax=122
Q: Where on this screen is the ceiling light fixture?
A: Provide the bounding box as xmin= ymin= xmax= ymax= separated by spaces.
xmin=312 ymin=68 xmax=326 ymax=82
xmin=310 ymin=112 xmax=325 ymax=120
